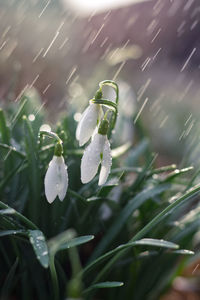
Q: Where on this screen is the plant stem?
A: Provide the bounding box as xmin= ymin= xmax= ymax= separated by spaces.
xmin=49 ymin=255 xmax=59 ymax=300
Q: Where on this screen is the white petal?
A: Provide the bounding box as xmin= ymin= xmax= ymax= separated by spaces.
xmin=44 ymin=156 xmax=59 ymax=203
xmin=56 ymin=156 xmax=68 ymax=201
xmin=98 ymin=138 xmax=112 ymax=185
xmin=91 ymin=106 xmax=104 ymax=141
xmin=44 ymin=156 xmax=68 ymax=203
xmin=76 ymin=103 xmax=102 ymax=146
xmin=81 ymin=133 xmax=105 ymax=183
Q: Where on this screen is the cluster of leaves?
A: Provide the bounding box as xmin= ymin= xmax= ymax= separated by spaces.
xmin=0 ymin=90 xmax=200 ymax=300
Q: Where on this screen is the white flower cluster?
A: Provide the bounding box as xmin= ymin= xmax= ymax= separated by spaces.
xmin=76 ymin=102 xmax=112 ymax=186
xmin=44 ymin=81 xmax=118 ymax=204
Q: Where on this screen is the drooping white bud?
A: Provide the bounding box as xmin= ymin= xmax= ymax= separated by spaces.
xmin=76 ymin=103 xmax=103 ymax=146
xmin=44 ymin=155 xmax=68 ymax=203
xmin=98 ymin=138 xmax=112 ymax=185
xmin=81 ymin=133 xmax=112 ymax=185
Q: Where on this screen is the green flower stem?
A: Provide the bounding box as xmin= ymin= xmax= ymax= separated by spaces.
xmin=49 ymin=255 xmax=59 ymax=300
xmin=68 ymin=188 xmax=87 ymax=204
xmin=0 ymin=201 xmax=38 ymax=230
xmin=39 ymin=131 xmax=62 ymax=144
xmin=92 ymin=81 xmax=119 ymax=134
xmin=92 ymin=99 xmax=118 ymax=132
xmin=39 ymin=131 xmax=64 ymax=156
xmin=90 ymin=183 xmax=200 ymax=284
xmin=99 ymin=80 xmax=119 ymax=106
xmin=91 ymin=99 xmax=117 ymax=111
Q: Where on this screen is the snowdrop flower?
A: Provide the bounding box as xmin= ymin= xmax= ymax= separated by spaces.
xmin=81 ymin=119 xmax=112 ymax=185
xmin=76 ymin=102 xmax=103 ymax=146
xmin=44 ymin=143 xmax=68 ymax=203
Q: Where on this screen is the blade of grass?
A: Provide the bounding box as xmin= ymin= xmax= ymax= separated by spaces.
xmin=92 ymin=183 xmax=200 ymax=284
xmin=90 ymin=184 xmax=170 ymax=260
xmin=23 ymin=116 xmax=41 ymax=223
xmin=1 ymin=258 xmax=19 ymax=299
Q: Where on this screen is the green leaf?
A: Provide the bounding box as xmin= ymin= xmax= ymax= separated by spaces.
xmin=93 ymin=184 xmax=200 ymax=284
xmin=0 ymin=109 xmax=10 ymax=144
xmin=111 ymin=142 xmax=131 ymax=158
xmin=23 ymin=116 xmax=42 ymax=222
xmin=1 ymin=258 xmax=18 ymax=298
xmin=28 ymin=230 xmax=49 ymax=268
xmin=125 ymin=139 xmax=149 ymax=166
xmin=48 ymin=229 xmax=76 ymax=255
xmin=0 ymin=201 xmax=38 ymax=230
xmin=0 ymin=230 xmax=25 ymax=237
xmin=59 ymin=235 xmax=94 ymax=250
xmin=84 ymin=281 xmax=124 ymax=293
xmin=83 ymin=239 xmax=178 ymax=275
xmin=173 ymin=249 xmax=194 ymax=255
xmin=91 ymin=184 xmax=170 ymax=260
xmin=0 ymin=208 xmax=16 ymax=215
xmin=133 ymin=238 xmax=179 ymax=249
xmin=163 ymin=167 xmax=194 ymax=182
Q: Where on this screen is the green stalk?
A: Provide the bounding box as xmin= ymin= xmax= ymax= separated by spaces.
xmin=39 ymin=131 xmax=62 ymax=144
xmin=49 ymin=255 xmax=59 ymax=300
xmin=99 ymin=80 xmax=119 ymax=106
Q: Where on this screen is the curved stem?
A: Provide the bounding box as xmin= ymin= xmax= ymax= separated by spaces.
xmin=99 ymin=80 xmax=119 ymax=106
xmin=49 ymin=255 xmax=59 ymax=300
xmin=91 ymin=99 xmax=117 ymax=111
xmin=39 ymin=131 xmax=62 ymax=144
xmin=91 ymin=99 xmax=118 ymax=133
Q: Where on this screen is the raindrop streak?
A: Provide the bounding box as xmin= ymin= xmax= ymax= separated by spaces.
xmin=178 ymin=80 xmax=193 ymax=102
xmin=183 ymin=0 xmax=195 ymax=11
xmin=43 ymin=31 xmax=60 ymax=58
xmin=141 ymin=57 xmax=151 ymax=71
xmin=112 ymin=61 xmax=126 ymax=81
xmin=159 ymin=115 xmax=169 ymax=128
xmin=153 ymin=48 xmax=162 ymax=60
xmin=15 ymin=84 xmax=29 ymax=102
xmin=0 ymin=40 xmax=7 ymax=51
xmin=35 ymin=102 xmax=46 ymax=117
xmin=42 ymin=84 xmax=51 ymax=94
xmin=151 ymin=28 xmax=161 ymax=43
xmin=181 ymin=48 xmax=196 ymax=72
xmin=29 ymin=74 xmax=40 ymax=89
xmin=32 ymin=48 xmax=44 ymax=63
xmin=66 ymin=66 xmax=77 ymax=85
xmin=2 ymin=25 xmax=11 ymax=38
xmin=137 ymin=78 xmax=151 ymax=102
xmin=38 ymin=0 xmax=51 ymax=18
xmin=192 ymin=264 xmax=199 ymax=275
xmin=134 ymin=97 xmax=149 ymax=124
xmin=100 ymin=37 xmax=108 ymax=48
xmin=185 ymin=114 xmax=193 ymax=126
xmin=59 ymin=37 xmax=69 ymax=50
xmin=91 ymin=24 xmax=105 ymax=44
